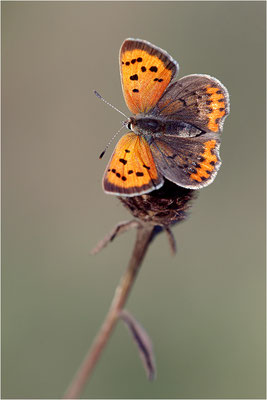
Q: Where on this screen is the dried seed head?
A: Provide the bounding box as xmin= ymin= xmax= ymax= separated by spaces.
xmin=119 ymin=180 xmax=197 ymax=227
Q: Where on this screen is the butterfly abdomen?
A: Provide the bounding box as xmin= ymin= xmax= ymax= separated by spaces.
xmin=164 ymin=121 xmax=202 ymax=138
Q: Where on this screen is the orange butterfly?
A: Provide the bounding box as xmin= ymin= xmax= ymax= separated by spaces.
xmin=102 ymin=38 xmax=230 ymax=196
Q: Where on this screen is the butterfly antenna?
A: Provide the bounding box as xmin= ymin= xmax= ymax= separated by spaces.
xmin=99 ymin=125 xmax=125 ymax=159
xmin=94 ymin=90 xmax=128 ymax=118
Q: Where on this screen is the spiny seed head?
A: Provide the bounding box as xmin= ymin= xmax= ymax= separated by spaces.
xmin=119 ymin=180 xmax=197 ymax=227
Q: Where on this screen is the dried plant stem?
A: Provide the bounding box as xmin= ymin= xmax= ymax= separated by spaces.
xmin=63 ymin=224 xmax=155 ymax=399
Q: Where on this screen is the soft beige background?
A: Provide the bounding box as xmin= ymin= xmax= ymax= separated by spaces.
xmin=2 ymin=2 xmax=266 ymax=399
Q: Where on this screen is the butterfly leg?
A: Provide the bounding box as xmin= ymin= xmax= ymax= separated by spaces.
xmin=91 ymin=220 xmax=141 ymax=255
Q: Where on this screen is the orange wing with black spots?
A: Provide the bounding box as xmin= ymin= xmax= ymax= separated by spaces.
xmin=103 ymin=132 xmax=164 ymax=196
xmin=150 ymin=133 xmax=221 ymax=189
xmin=120 ymin=38 xmax=178 ymax=115
xmin=153 ymin=74 xmax=230 ymax=133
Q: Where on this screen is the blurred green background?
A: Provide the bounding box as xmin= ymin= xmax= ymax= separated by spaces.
xmin=2 ymin=2 xmax=266 ymax=399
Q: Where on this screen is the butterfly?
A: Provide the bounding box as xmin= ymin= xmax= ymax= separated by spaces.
xmin=102 ymin=38 xmax=230 ymax=196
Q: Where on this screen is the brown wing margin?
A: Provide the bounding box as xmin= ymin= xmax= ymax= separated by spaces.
xmin=120 ymin=38 xmax=178 ymax=78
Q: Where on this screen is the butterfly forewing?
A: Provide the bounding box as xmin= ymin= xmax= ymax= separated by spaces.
xmin=150 ymin=133 xmax=221 ymax=189
xmin=103 ymin=132 xmax=164 ymax=196
xmin=120 ymin=39 xmax=178 ymax=115
xmin=153 ymin=74 xmax=230 ymax=133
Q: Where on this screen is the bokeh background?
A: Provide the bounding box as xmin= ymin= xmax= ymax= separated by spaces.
xmin=2 ymin=2 xmax=266 ymax=399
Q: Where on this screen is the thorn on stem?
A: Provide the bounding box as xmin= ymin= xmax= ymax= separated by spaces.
xmin=165 ymin=227 xmax=176 ymax=255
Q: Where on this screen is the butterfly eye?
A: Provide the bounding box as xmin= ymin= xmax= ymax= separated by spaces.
xmin=127 ymin=122 xmax=132 ymax=130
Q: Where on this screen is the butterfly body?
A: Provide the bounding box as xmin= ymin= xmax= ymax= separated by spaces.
xmin=128 ymin=115 xmax=202 ymax=139
xmin=102 ymin=39 xmax=230 ymax=197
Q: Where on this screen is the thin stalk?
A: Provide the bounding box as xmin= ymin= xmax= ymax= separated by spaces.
xmin=63 ymin=224 xmax=155 ymax=399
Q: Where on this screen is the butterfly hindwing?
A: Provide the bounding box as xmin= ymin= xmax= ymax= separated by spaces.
xmin=103 ymin=132 xmax=164 ymax=196
xmin=150 ymin=133 xmax=221 ymax=189
xmin=120 ymin=38 xmax=178 ymax=115
xmin=153 ymin=74 xmax=230 ymax=133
